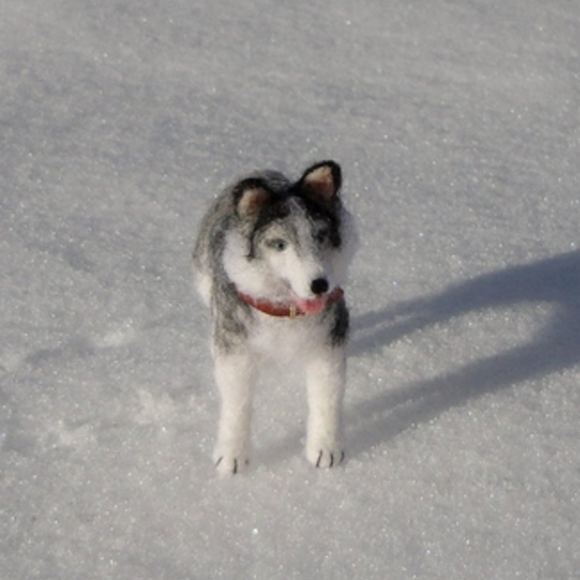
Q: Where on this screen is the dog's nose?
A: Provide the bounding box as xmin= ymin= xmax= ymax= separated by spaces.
xmin=310 ymin=277 xmax=329 ymax=295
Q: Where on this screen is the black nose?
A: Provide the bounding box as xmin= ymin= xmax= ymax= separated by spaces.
xmin=311 ymin=277 xmax=329 ymax=295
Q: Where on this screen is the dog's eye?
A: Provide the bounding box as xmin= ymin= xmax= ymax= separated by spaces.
xmin=266 ymin=238 xmax=287 ymax=252
xmin=314 ymin=226 xmax=329 ymax=243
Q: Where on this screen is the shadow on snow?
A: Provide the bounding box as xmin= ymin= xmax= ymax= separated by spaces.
xmin=346 ymin=250 xmax=580 ymax=457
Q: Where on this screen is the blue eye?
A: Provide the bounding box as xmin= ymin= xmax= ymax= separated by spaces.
xmin=267 ymin=238 xmax=287 ymax=252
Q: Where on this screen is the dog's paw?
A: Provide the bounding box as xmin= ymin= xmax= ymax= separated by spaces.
xmin=306 ymin=445 xmax=345 ymax=469
xmin=213 ymin=450 xmax=250 ymax=475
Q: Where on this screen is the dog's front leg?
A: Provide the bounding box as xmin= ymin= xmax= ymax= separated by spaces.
xmin=213 ymin=351 xmax=256 ymax=475
xmin=305 ymin=347 xmax=346 ymax=468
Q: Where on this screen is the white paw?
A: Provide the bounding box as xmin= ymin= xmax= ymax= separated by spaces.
xmin=306 ymin=444 xmax=345 ymax=469
xmin=213 ymin=447 xmax=250 ymax=475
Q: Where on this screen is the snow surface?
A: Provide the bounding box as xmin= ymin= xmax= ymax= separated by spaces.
xmin=1 ymin=0 xmax=580 ymax=578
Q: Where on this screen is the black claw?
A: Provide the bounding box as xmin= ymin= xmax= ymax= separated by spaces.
xmin=314 ymin=450 xmax=345 ymax=468
xmin=215 ymin=456 xmax=247 ymax=474
xmin=316 ymin=450 xmax=323 ymax=468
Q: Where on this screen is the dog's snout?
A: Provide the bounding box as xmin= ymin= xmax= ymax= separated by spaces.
xmin=311 ymin=277 xmax=329 ymax=295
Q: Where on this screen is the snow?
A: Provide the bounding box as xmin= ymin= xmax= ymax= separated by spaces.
xmin=1 ymin=0 xmax=580 ymax=578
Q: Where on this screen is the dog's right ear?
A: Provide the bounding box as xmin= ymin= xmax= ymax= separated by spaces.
xmin=233 ymin=179 xmax=271 ymax=217
xmin=297 ymin=160 xmax=342 ymax=204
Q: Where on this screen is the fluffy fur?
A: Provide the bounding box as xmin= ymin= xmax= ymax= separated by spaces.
xmin=193 ymin=160 xmax=356 ymax=474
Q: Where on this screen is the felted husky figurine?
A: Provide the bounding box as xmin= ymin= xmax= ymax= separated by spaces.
xmin=193 ymin=161 xmax=356 ymax=474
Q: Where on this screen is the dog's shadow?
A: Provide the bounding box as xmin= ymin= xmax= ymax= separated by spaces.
xmin=263 ymin=250 xmax=580 ymax=464
xmin=346 ymin=250 xmax=580 ymax=456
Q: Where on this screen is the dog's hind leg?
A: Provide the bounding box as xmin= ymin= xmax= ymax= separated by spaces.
xmin=305 ymin=347 xmax=346 ymax=468
xmin=213 ymin=351 xmax=256 ymax=475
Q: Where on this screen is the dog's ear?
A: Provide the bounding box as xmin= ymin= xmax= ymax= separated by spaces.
xmin=298 ymin=161 xmax=342 ymax=203
xmin=233 ymin=179 xmax=271 ymax=217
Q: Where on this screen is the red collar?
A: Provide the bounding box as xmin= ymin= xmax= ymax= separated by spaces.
xmin=237 ymin=287 xmax=344 ymax=319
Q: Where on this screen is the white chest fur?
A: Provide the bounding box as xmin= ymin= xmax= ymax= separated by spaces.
xmin=248 ymin=311 xmax=331 ymax=363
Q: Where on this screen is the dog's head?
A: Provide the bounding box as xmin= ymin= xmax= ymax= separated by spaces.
xmin=223 ymin=161 xmax=355 ymax=308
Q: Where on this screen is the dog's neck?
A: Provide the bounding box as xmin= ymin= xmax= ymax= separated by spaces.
xmin=236 ymin=287 xmax=344 ymax=319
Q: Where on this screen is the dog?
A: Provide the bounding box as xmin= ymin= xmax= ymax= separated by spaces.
xmin=193 ymin=160 xmax=356 ymax=474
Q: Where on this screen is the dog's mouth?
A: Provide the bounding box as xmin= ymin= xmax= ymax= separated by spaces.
xmin=293 ymin=294 xmax=329 ymax=315
xmin=280 ymin=277 xmax=341 ymax=315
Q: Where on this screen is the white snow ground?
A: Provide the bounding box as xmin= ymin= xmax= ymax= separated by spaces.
xmin=1 ymin=0 xmax=580 ymax=578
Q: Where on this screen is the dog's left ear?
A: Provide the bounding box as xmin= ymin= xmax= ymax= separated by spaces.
xmin=298 ymin=161 xmax=342 ymax=203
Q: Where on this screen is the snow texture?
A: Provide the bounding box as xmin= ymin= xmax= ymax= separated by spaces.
xmin=1 ymin=0 xmax=580 ymax=578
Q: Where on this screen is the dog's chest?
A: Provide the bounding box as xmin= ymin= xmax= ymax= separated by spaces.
xmin=249 ymin=314 xmax=329 ymax=362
